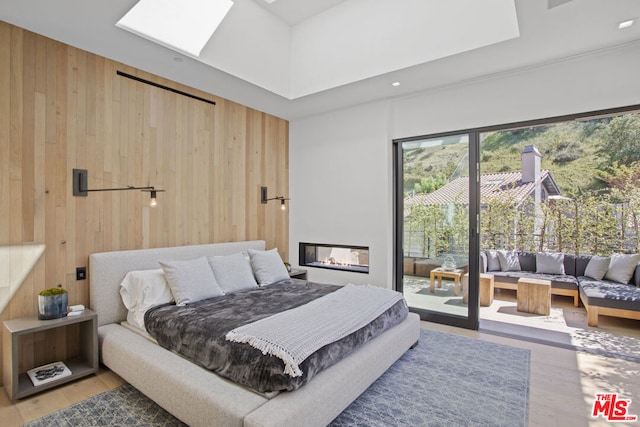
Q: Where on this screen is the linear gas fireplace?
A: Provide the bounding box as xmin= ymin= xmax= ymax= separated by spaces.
xmin=299 ymin=242 xmax=369 ymax=274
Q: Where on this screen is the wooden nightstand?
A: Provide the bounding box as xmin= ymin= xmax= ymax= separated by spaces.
xmin=289 ymin=268 xmax=308 ymax=280
xmin=2 ymin=309 xmax=99 ymax=401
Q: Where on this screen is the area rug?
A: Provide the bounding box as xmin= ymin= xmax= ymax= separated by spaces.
xmin=331 ymin=329 xmax=530 ymax=426
xmin=23 ymin=329 xmax=530 ymax=427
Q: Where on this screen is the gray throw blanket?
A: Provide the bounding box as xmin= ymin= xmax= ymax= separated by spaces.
xmin=226 ymin=284 xmax=405 ymax=377
xmin=145 ymin=279 xmax=408 ymax=393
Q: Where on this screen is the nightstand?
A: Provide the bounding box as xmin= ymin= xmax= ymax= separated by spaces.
xmin=2 ymin=309 xmax=99 ymax=401
xmin=289 ymin=268 xmax=308 ymax=280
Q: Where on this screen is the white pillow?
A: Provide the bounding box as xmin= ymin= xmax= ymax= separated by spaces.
xmin=248 ymin=248 xmax=290 ymax=286
xmin=584 ymin=256 xmax=610 ymax=280
xmin=119 ymin=269 xmax=174 ymax=330
xmin=207 ymin=252 xmax=258 ymax=293
xmin=497 ymin=250 xmax=521 ymax=272
xmin=159 ymin=257 xmax=224 ymax=306
xmin=485 ymin=250 xmax=501 ymax=272
xmin=604 ymin=253 xmax=640 ymax=284
xmin=536 ymin=252 xmax=565 ymax=275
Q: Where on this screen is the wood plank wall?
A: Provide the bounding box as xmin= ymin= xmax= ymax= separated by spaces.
xmin=0 ymin=21 xmax=289 ymax=386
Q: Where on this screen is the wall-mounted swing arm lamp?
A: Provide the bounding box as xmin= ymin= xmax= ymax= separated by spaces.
xmin=261 ymin=186 xmax=289 ymax=211
xmin=72 ymin=169 xmax=165 ymax=207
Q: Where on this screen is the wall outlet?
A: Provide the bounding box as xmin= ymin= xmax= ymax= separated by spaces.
xmin=76 ymin=267 xmax=87 ymax=281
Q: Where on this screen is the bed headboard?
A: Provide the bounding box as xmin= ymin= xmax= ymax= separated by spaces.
xmin=89 ymin=240 xmax=266 ymax=327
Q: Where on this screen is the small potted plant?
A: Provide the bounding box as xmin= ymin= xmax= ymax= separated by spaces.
xmin=38 ymin=286 xmax=68 ymax=320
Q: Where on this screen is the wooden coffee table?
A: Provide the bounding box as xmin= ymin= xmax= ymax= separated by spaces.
xmin=430 ymin=268 xmax=465 ymax=296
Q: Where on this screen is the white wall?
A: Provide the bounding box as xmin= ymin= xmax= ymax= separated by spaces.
xmin=289 ymin=42 xmax=640 ymax=289
xmin=289 ymin=101 xmax=393 ymax=286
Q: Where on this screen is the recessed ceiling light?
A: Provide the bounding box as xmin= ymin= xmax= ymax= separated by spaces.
xmin=618 ymin=18 xmax=635 ymax=30
xmin=391 ymin=82 xmax=401 ymax=87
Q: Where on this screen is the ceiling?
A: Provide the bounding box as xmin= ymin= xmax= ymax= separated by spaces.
xmin=261 ymin=0 xmax=348 ymax=25
xmin=0 ymin=0 xmax=639 ymax=120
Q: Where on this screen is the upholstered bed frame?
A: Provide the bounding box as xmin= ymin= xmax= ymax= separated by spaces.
xmin=90 ymin=240 xmax=421 ymax=427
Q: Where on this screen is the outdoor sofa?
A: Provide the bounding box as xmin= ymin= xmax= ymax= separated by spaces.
xmin=480 ymin=250 xmax=640 ymax=326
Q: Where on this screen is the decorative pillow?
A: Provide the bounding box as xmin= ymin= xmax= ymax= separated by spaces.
xmin=604 ymin=253 xmax=640 ymax=284
xmin=584 ymin=256 xmax=610 ymax=280
xmin=120 ymin=269 xmax=174 ymax=330
xmin=248 ymin=248 xmax=290 ymax=286
xmin=518 ymin=252 xmax=536 ymax=272
xmin=497 ymin=250 xmax=521 ymax=272
xmin=536 ymin=252 xmax=565 ymax=275
xmin=159 ymin=257 xmax=224 ymax=306
xmin=485 ymin=250 xmax=501 ymax=272
xmin=207 ymin=252 xmax=258 ymax=293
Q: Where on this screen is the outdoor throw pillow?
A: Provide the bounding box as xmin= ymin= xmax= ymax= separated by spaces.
xmin=497 ymin=250 xmax=521 ymax=272
xmin=485 ymin=250 xmax=501 ymax=272
xmin=584 ymin=256 xmax=610 ymax=280
xmin=604 ymin=253 xmax=640 ymax=284
xmin=536 ymin=252 xmax=565 ymax=275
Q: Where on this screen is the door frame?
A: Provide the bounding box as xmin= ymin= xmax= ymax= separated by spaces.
xmin=393 ymin=131 xmax=480 ymax=330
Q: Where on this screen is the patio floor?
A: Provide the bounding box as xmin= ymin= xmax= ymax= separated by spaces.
xmin=402 ymin=276 xmax=640 ymax=361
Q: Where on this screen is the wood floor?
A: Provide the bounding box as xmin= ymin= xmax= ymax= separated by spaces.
xmin=1 ymin=321 xmax=638 ymax=426
xmin=0 ymin=368 xmax=125 ymax=426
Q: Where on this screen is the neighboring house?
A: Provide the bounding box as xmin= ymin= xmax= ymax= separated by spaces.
xmin=405 ymin=145 xmax=560 ymax=209
xmin=404 ymin=145 xmax=561 ymax=257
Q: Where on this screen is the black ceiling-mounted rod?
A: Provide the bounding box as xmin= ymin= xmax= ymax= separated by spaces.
xmin=116 ymin=71 xmax=216 ymax=106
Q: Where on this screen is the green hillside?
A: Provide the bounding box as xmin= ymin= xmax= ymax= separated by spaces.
xmin=404 ymin=113 xmax=640 ymax=198
xmin=480 ymin=120 xmax=605 ymax=197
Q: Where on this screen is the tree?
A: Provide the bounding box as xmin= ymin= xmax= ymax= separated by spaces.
xmin=413 ymin=174 xmax=448 ymax=194
xmin=597 ymin=161 xmax=640 ymax=252
xmin=598 ymin=115 xmax=640 ymax=166
xmin=480 ymin=197 xmax=517 ymax=250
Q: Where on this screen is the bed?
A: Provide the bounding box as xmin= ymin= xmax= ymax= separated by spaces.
xmin=90 ymin=240 xmax=421 ymax=427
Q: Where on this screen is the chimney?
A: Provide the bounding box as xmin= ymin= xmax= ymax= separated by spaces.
xmin=521 ymin=145 xmax=541 ymax=184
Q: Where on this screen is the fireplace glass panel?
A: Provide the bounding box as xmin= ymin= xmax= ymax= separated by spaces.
xmin=299 ymin=243 xmax=369 ymax=274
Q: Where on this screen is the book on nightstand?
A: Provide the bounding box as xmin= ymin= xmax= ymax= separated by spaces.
xmin=27 ymin=361 xmax=72 ymax=386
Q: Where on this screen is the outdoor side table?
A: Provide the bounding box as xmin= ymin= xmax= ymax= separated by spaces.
xmin=517 ymin=277 xmax=551 ymax=315
xmin=430 ymin=268 xmax=465 ymax=296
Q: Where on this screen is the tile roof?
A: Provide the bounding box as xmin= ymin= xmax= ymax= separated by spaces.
xmin=405 ymin=170 xmax=560 ymax=208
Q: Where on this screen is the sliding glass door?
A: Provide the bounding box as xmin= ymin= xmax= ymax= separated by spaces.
xmin=394 ymin=132 xmax=479 ymax=329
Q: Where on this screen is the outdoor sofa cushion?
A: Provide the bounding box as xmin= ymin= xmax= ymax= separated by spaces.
xmin=490 ymin=271 xmax=579 ymax=291
xmin=482 ymin=250 xmax=640 ymax=288
xmin=578 ymin=277 xmax=640 ymax=311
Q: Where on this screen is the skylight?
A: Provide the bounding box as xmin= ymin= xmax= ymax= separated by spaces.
xmin=116 ymin=0 xmax=234 ymax=57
